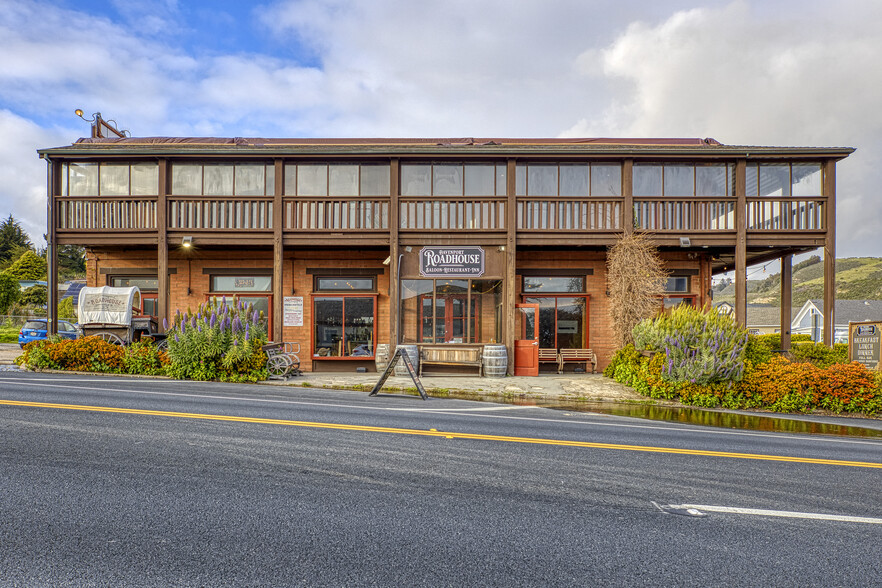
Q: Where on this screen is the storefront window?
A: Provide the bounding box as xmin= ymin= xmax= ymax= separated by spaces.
xmin=523 ymin=296 xmax=587 ymax=350
xmin=401 ymin=279 xmax=502 ymax=344
xmin=313 ymin=296 xmax=375 ymax=358
xmin=209 ymin=274 xmax=272 ymax=332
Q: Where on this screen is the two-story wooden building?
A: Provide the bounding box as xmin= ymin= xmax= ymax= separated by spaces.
xmin=39 ymin=133 xmax=853 ymax=374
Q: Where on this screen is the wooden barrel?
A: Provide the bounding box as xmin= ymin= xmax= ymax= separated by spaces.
xmin=483 ymin=344 xmax=508 ymax=377
xmin=394 ymin=344 xmax=420 ymax=376
xmin=375 ymin=343 xmax=391 ymax=372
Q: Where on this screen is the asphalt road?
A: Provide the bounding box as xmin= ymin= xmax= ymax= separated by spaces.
xmin=1 ymin=372 xmax=880 ymax=587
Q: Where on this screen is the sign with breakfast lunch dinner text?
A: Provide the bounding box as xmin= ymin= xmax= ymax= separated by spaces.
xmin=419 ymin=246 xmax=485 ymax=278
xmin=849 ymin=321 xmax=881 ymax=370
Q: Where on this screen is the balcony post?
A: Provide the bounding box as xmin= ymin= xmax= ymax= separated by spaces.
xmin=157 ymin=159 xmax=169 ymax=330
xmin=623 ymin=159 xmax=634 ymax=235
xmin=734 ymin=160 xmax=747 ymax=327
xmin=389 ymin=159 xmax=400 ymax=347
xmin=273 ymin=159 xmax=284 ymax=343
xmin=505 ymin=158 xmax=517 ymax=375
xmin=46 ymin=158 xmax=58 ymax=336
xmin=780 ymin=253 xmax=792 ymax=351
xmin=823 ymin=160 xmax=836 ymax=346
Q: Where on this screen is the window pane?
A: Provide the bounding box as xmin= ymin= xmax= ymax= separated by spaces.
xmin=210 ymin=276 xmax=272 ymax=291
xmin=556 ymin=297 xmax=586 ymax=349
xmin=496 ymin=164 xmax=507 ymax=196
xmin=665 ymin=276 xmax=689 ymax=292
xmin=515 ymin=164 xmax=526 ymax=196
xmin=523 ymin=276 xmax=584 ymax=292
xmin=559 ymin=164 xmax=589 ymax=196
xmin=745 ymin=164 xmax=758 ymax=197
xmin=591 ymin=164 xmax=621 ymax=196
xmin=283 ymin=164 xmax=297 ymax=195
xmin=360 ymin=164 xmax=390 ymax=196
xmin=297 ymin=164 xmax=328 ymax=196
xmin=664 ymin=165 xmax=694 ymax=196
xmin=235 ymin=165 xmax=265 ymax=196
xmin=203 ymin=164 xmax=233 ymax=196
xmin=464 ymin=164 xmax=495 ymax=196
xmin=111 ymin=277 xmax=158 ymax=290
xmin=633 ymin=164 xmax=662 ymax=196
xmin=524 ymin=297 xmax=557 ymax=348
xmin=266 ymin=165 xmax=275 ymax=195
xmin=528 ymin=165 xmax=558 ymax=196
xmin=61 ymin=163 xmax=68 ymax=195
xmin=171 ymin=165 xmax=201 ymax=195
xmin=695 ymin=165 xmax=727 ymax=197
xmin=433 ymin=164 xmax=463 ymax=196
xmin=344 ymin=298 xmax=374 ymax=357
xmin=792 ymin=164 xmax=822 ymax=196
xmin=759 ymin=164 xmax=790 ymax=197
xmin=400 ymin=279 xmax=434 ymax=344
xmin=69 ymin=163 xmax=98 ymax=196
xmin=316 ymin=277 xmax=374 ymax=291
xmin=100 ymin=164 xmax=129 ymax=196
xmin=131 ymin=163 xmax=158 ymax=195
xmin=401 ymin=164 xmax=431 ymax=196
xmin=329 ymin=164 xmax=359 ymax=196
xmin=314 ymin=298 xmax=344 ymax=357
xmin=471 ymin=280 xmax=502 ymax=343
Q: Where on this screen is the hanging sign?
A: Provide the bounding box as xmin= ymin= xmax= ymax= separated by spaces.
xmin=849 ymin=321 xmax=881 ymax=370
xmin=419 ymin=246 xmax=485 ymax=278
xmin=284 ymin=296 xmax=303 ymax=327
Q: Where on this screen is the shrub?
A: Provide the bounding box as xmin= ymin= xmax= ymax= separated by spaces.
xmin=633 ymin=304 xmax=749 ymax=385
xmin=18 ymin=336 xmax=126 ymax=373
xmin=6 ymin=250 xmax=47 ymax=280
xmin=19 ymin=284 xmax=47 ymax=307
xmin=789 ymin=341 xmax=848 ymax=367
xmin=165 ymin=297 xmax=268 ymax=382
xmin=0 ymin=271 xmax=20 ymax=314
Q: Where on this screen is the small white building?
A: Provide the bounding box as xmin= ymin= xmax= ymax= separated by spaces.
xmin=792 ymin=299 xmax=882 ymax=344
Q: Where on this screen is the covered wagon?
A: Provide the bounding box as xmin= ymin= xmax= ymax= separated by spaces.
xmin=77 ymin=286 xmax=160 ymax=345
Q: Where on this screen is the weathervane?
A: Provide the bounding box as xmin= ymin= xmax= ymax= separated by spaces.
xmin=74 ymin=110 xmax=130 ymax=138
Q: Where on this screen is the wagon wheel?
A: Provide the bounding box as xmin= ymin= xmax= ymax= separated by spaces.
xmin=155 ymin=339 xmax=169 ymax=351
xmin=267 ymin=354 xmax=292 ymax=378
xmin=288 ymin=354 xmax=301 ymax=373
xmin=95 ymin=332 xmax=124 ymax=345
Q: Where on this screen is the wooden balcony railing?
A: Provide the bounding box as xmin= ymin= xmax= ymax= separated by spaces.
xmin=517 ymin=198 xmax=622 ymax=231
xmin=746 ymin=198 xmax=826 ymax=230
xmin=169 ymin=198 xmax=273 ymax=230
xmin=285 ymin=198 xmax=389 ymax=230
xmin=633 ymin=199 xmax=736 ymax=231
xmin=399 ymin=198 xmax=505 ymax=230
xmin=57 ymin=197 xmax=157 ymax=230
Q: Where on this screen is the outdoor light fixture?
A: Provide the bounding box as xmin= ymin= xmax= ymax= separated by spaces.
xmin=382 ymin=256 xmax=391 ymax=265
xmin=74 ymin=109 xmax=130 ymax=138
xmin=405 ymin=246 xmax=413 ymax=253
xmin=679 ymin=237 xmax=691 ymax=248
xmin=182 ymin=236 xmax=193 ymax=248
xmin=498 ymin=245 xmax=506 ymax=252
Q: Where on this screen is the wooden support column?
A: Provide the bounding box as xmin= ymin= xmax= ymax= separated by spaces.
xmin=389 ymin=159 xmax=400 ymax=347
xmin=157 ymin=159 xmax=169 ymax=330
xmin=505 ymin=158 xmax=517 ymax=375
xmin=823 ymin=160 xmax=837 ymax=346
xmin=734 ymin=160 xmax=747 ymax=327
xmin=622 ymin=159 xmax=634 ymax=235
xmin=45 ymin=158 xmax=58 ymax=335
xmin=780 ymin=254 xmax=792 ymax=351
xmin=273 ymin=159 xmax=284 ymax=343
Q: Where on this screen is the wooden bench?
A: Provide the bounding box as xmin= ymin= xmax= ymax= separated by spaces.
xmin=419 ymin=345 xmax=483 ymax=376
xmin=557 ymin=348 xmax=597 ymax=374
xmin=539 ymin=348 xmax=559 ymax=367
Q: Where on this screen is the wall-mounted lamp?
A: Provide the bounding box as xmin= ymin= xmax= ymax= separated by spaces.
xmin=182 ymin=236 xmax=193 ymax=248
xmin=382 ymin=256 xmax=391 ymax=265
xmin=679 ymin=237 xmax=691 ymax=248
xmin=498 ymin=245 xmax=506 ymax=252
xmin=405 ymin=246 xmax=413 ymax=253
xmin=74 ymin=109 xmax=130 ymax=138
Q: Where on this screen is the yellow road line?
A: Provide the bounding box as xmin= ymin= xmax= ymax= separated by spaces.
xmin=3 ymin=398 xmax=881 ymax=469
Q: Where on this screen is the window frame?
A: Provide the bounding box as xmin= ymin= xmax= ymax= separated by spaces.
xmin=310 ymin=294 xmax=378 ymax=360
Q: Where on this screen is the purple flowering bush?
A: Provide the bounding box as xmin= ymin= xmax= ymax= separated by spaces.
xmin=165 ymin=297 xmax=268 ymax=382
xmin=632 ymin=304 xmax=749 ymax=385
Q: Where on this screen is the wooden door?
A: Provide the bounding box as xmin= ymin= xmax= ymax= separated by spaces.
xmin=514 ymin=303 xmax=539 ymax=376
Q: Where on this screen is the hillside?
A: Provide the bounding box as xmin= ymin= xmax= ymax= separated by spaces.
xmin=713 ymin=256 xmax=882 ymax=308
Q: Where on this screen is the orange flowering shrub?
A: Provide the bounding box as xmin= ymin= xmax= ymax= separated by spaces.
xmin=17 ymin=336 xmax=164 ymax=374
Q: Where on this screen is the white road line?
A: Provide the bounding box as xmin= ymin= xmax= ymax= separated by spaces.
xmin=3 ymin=375 xmax=882 ymax=446
xmin=668 ymin=504 xmax=882 ymax=525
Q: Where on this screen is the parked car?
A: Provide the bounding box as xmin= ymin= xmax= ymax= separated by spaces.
xmin=18 ymin=319 xmax=81 ymax=348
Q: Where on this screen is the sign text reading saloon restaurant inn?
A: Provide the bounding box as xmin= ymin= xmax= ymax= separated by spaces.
xmin=419 ymin=246 xmax=485 ymax=278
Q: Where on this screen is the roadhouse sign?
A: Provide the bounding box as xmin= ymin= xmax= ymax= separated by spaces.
xmin=419 ymin=246 xmax=485 ymax=278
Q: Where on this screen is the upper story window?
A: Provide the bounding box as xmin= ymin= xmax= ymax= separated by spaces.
xmin=284 ymin=163 xmax=390 ymax=196
xmin=515 ymin=163 xmax=622 ymax=197
xmin=665 ymin=276 xmax=690 ymax=293
xmin=171 ymin=163 xmax=275 ymax=196
xmin=61 ymin=162 xmax=158 ymax=196
xmin=401 ymin=163 xmax=507 ymax=197
xmin=633 ymin=163 xmax=733 ymax=197
xmin=746 ymin=162 xmax=822 ymax=197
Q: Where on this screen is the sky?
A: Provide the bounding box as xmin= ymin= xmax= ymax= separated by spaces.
xmin=1 ymin=0 xmax=880 ymax=259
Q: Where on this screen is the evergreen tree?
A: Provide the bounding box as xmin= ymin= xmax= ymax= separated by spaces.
xmin=0 ymin=215 xmax=32 ymax=263
xmin=0 ymin=272 xmax=20 ymax=314
xmin=6 ymin=250 xmax=47 ymax=281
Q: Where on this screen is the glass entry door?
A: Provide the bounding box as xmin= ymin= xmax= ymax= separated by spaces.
xmin=515 ymin=303 xmax=539 ymax=376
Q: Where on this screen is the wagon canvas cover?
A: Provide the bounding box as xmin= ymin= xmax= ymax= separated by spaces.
xmin=78 ymin=286 xmax=141 ymax=326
